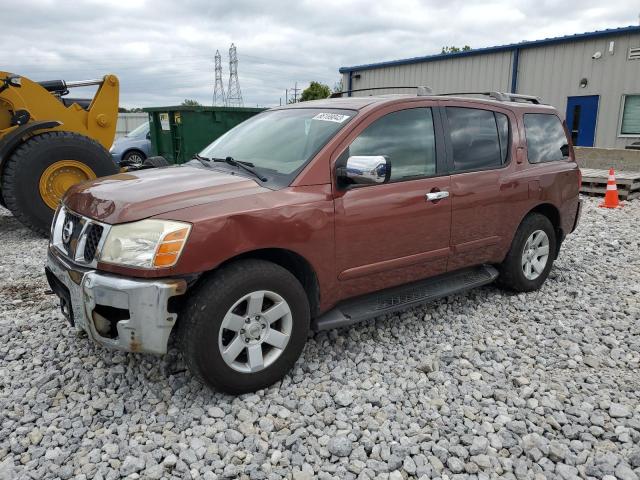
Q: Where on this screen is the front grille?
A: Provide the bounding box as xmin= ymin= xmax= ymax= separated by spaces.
xmin=60 ymin=212 xmax=83 ymax=258
xmin=52 ymin=206 xmax=107 ymax=266
xmin=83 ymin=224 xmax=104 ymax=262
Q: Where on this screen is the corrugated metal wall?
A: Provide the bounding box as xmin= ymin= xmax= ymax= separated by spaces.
xmin=116 ymin=112 xmax=148 ymax=139
xmin=343 ymin=51 xmax=512 ymax=97
xmin=517 ymin=32 xmax=640 ymax=149
xmin=341 ymin=32 xmax=640 ymax=148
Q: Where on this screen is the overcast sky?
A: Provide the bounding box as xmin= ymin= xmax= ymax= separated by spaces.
xmin=3 ymin=0 xmax=638 ymax=108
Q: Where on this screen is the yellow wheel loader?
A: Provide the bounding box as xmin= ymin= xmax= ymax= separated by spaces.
xmin=0 ymin=72 xmax=119 ymax=235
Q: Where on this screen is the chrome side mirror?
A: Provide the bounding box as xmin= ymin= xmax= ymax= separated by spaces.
xmin=340 ymin=155 xmax=391 ymax=185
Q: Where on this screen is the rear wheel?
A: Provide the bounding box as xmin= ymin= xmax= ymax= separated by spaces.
xmin=1 ymin=131 xmax=118 ymax=235
xmin=497 ymin=213 xmax=556 ymax=292
xmin=179 ymin=259 xmax=310 ymax=394
xmin=122 ymin=149 xmax=146 ymax=166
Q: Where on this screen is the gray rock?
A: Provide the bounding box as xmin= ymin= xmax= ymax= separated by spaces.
xmin=469 ymin=437 xmax=489 ymax=455
xmin=120 ymin=455 xmax=145 ymax=476
xmin=556 ymin=463 xmax=579 ymax=479
xmin=447 ymin=457 xmax=465 ymax=474
xmin=609 ymin=403 xmax=631 ymax=418
xmin=224 ymin=429 xmax=244 ymax=444
xmin=328 ymin=436 xmax=352 ymax=457
xmin=334 ymin=390 xmax=354 ymax=407
xmin=615 ymin=463 xmax=639 ymax=480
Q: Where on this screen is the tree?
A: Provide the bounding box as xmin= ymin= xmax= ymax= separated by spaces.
xmin=181 ymin=99 xmax=201 ymax=106
xmin=300 ymin=82 xmax=331 ymax=102
xmin=441 ymin=45 xmax=472 ymax=54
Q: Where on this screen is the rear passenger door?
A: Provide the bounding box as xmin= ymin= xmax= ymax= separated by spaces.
xmin=441 ymin=104 xmax=515 ymax=271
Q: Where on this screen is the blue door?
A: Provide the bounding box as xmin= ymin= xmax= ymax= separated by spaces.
xmin=566 ymin=95 xmax=599 ymax=147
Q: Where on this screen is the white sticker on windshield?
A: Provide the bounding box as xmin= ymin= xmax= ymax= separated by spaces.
xmin=312 ymin=112 xmax=350 ymax=123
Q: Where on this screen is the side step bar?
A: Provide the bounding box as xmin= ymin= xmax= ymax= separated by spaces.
xmin=312 ymin=265 xmax=499 ymax=331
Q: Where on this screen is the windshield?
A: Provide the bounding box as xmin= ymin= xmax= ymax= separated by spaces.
xmin=126 ymin=122 xmax=149 ymax=138
xmin=199 ymin=108 xmax=355 ymax=185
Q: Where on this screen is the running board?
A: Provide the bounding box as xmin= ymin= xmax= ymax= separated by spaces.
xmin=312 ymin=265 xmax=499 ymax=331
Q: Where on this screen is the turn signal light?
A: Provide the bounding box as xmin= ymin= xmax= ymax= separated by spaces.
xmin=152 ymin=227 xmax=190 ymax=268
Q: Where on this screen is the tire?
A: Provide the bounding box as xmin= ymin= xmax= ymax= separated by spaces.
xmin=1 ymin=131 xmax=118 ymax=236
xmin=142 ymin=156 xmax=170 ymax=168
xmin=122 ymin=149 xmax=146 ymax=166
xmin=178 ymin=259 xmax=310 ymax=394
xmin=497 ymin=213 xmax=556 ymax=292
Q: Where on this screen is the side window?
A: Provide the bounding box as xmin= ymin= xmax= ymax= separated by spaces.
xmin=349 ymin=108 xmax=437 ymax=181
xmin=496 ymin=113 xmax=510 ymax=164
xmin=524 ymin=114 xmax=569 ymax=163
xmin=620 ymin=95 xmax=640 ymax=135
xmin=446 ymin=107 xmax=504 ymax=171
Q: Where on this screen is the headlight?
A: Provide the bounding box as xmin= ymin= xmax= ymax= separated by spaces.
xmin=99 ymin=219 xmax=191 ymax=268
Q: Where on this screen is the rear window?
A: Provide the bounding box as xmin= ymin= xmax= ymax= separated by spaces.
xmin=524 ymin=114 xmax=569 ymax=163
xmin=446 ymin=107 xmax=509 ymax=171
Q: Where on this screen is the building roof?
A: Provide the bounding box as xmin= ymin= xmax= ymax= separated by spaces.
xmin=339 ymin=25 xmax=640 ymax=73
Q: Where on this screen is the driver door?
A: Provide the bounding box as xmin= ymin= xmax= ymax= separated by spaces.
xmin=333 ymin=104 xmax=452 ymax=301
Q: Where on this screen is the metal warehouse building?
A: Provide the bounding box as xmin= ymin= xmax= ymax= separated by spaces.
xmin=339 ymin=25 xmax=640 ymax=149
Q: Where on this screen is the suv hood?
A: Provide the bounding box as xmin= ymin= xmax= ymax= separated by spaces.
xmin=64 ymin=165 xmax=268 ymax=224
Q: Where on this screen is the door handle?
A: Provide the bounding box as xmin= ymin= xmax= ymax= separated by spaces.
xmin=425 ymin=191 xmax=449 ymax=201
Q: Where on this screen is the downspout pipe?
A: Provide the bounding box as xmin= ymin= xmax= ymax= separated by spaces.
xmin=510 ymin=48 xmax=519 ymax=93
xmin=347 ymin=71 xmax=353 ymax=97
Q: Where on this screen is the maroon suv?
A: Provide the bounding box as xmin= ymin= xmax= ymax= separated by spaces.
xmin=46 ymin=91 xmax=582 ymax=393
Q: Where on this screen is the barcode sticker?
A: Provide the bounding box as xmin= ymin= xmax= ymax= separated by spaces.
xmin=312 ymin=113 xmax=350 ymax=123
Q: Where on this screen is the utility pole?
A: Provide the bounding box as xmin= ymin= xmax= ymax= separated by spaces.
xmin=286 ymin=83 xmax=301 ymax=104
xmin=213 ymin=50 xmax=226 ymax=106
xmin=226 ymin=43 xmax=244 ymax=107
xmin=291 ymin=82 xmax=300 ymax=103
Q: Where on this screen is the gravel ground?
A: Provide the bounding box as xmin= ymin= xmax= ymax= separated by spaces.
xmin=1 ymin=197 xmax=639 ymax=480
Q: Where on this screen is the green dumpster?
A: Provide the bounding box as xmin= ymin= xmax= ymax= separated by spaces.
xmin=143 ymin=105 xmax=265 ymax=164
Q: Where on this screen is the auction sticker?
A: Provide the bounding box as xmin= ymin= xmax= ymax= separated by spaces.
xmin=312 ymin=113 xmax=350 ymax=123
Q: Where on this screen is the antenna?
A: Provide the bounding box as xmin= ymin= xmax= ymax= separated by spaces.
xmin=213 ymin=50 xmax=226 ymax=106
xmin=226 ymin=43 xmax=244 ymax=107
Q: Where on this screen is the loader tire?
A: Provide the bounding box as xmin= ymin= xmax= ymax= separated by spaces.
xmin=1 ymin=131 xmax=118 ymax=236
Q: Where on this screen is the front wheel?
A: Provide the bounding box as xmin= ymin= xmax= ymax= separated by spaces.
xmin=497 ymin=213 xmax=556 ymax=292
xmin=178 ymin=259 xmax=310 ymax=394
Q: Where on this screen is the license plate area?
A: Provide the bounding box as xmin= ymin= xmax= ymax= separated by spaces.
xmin=45 ymin=267 xmax=75 ymax=326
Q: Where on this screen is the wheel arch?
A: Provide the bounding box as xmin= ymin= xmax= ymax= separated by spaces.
xmin=210 ymin=248 xmax=321 ymax=318
xmin=122 ymin=148 xmax=146 ymax=160
xmin=521 ymin=202 xmax=563 ymax=258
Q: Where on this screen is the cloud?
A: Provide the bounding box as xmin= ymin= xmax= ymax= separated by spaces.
xmin=2 ymin=0 xmax=637 ymax=107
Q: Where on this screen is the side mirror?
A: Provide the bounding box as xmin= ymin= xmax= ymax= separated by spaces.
xmin=146 ymin=131 xmax=151 ymax=139
xmin=560 ymin=144 xmax=569 ymax=157
xmin=339 ymin=155 xmax=391 ymax=185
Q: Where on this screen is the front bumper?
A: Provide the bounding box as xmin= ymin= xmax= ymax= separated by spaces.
xmin=45 ymin=249 xmax=186 ymax=354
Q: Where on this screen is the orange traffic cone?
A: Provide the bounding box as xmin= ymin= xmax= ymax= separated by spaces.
xmin=599 ymin=168 xmax=622 ymax=209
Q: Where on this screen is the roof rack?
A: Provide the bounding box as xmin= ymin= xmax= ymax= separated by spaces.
xmin=439 ymin=91 xmax=543 ymax=104
xmin=328 ymin=87 xmax=543 ymax=104
xmin=329 ymin=86 xmax=433 ymax=98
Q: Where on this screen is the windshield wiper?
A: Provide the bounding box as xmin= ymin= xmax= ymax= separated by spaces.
xmin=211 ymin=156 xmax=267 ymax=182
xmin=193 ymin=153 xmax=211 ymax=167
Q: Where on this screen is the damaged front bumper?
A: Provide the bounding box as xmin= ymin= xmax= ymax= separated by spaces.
xmin=45 ymin=248 xmax=187 ymax=354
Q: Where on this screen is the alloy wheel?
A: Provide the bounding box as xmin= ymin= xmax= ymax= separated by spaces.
xmin=521 ymin=229 xmax=550 ymax=280
xmin=218 ymin=290 xmax=292 ymax=373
